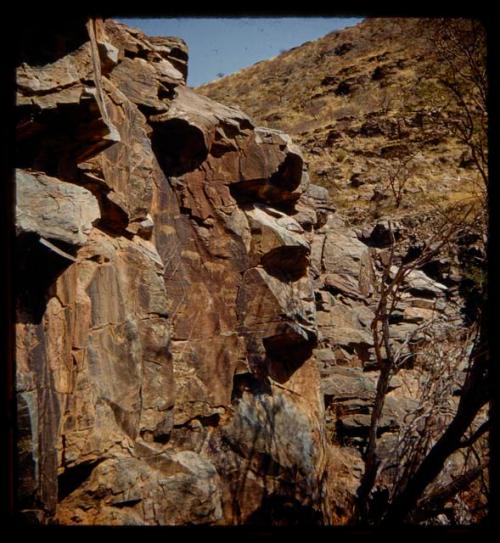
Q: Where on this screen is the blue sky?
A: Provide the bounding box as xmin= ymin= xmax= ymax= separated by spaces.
xmin=117 ymin=18 xmax=363 ymax=87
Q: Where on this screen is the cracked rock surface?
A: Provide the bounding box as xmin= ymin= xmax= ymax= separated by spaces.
xmin=15 ymin=18 xmax=333 ymax=525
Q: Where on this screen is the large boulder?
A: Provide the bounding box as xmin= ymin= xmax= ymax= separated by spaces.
xmin=322 ymin=229 xmax=375 ymax=298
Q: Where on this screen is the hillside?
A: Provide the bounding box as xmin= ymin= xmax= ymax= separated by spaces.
xmin=198 ymin=17 xmax=483 ymax=224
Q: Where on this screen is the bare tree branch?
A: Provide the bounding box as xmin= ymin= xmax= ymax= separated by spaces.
xmin=458 ymin=420 xmax=490 ymax=449
xmin=412 ymin=459 xmax=488 ymax=524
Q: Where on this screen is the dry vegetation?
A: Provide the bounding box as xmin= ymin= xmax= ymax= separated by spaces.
xmin=198 ymin=18 xmax=483 ymax=225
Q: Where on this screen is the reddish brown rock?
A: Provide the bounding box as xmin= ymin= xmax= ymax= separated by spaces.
xmin=15 ymin=17 xmax=481 ymax=527
xmin=15 ymin=17 xmax=333 ymax=526
xmin=77 ymin=78 xmax=157 ymax=232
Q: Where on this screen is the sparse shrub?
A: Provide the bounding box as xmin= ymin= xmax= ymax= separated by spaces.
xmin=334 ymin=149 xmax=348 ymax=163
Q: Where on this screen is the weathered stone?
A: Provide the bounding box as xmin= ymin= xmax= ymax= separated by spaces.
xmin=317 ymin=297 xmax=374 ymax=351
xmin=321 ymin=367 xmax=377 ymax=401
xmin=321 ymin=366 xmax=415 ymax=445
xmin=16 ymin=170 xmax=100 ymax=246
xmin=221 ymin=390 xmax=318 ymax=476
xmin=359 ymin=220 xmax=401 ymax=247
xmin=322 ymin=229 xmax=375 ymax=298
xmin=294 ymin=183 xmax=332 ymax=228
xmin=16 ymin=44 xmax=93 ymax=95
xmin=307 ymin=183 xmax=331 ymax=205
xmin=310 ymin=234 xmax=326 ymax=277
xmin=405 ymin=297 xmax=440 ymax=310
xmin=211 ymin=387 xmax=327 ymax=523
xmin=16 ymin=21 xmax=120 ymax=172
xmin=390 ymin=266 xmax=448 ymax=296
xmin=315 ymin=348 xmax=337 ymax=367
xmin=323 ymin=273 xmax=364 ymax=299
xmin=403 ymin=306 xmax=436 ymax=323
xmin=110 ymin=57 xmax=171 ymax=112
xmin=78 ymin=79 xmax=156 ymax=229
xmin=104 ymin=19 xmax=188 ymax=82
xmin=56 ymin=452 xmax=223 ymax=525
xmin=236 ymin=266 xmax=317 ymax=384
xmin=245 ymin=204 xmax=310 ymax=277
xmin=389 ymin=322 xmax=422 ymax=342
xmin=149 ymin=85 xmax=253 ymax=176
xmin=16 ymin=16 xmax=474 ymax=528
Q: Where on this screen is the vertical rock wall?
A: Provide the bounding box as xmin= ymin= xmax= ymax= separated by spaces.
xmin=15 ymin=19 xmax=334 ymax=525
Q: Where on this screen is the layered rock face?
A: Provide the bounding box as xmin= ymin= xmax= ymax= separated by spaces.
xmin=15 ymin=19 xmax=334 ymax=525
xmin=15 ymin=18 xmax=484 ymax=526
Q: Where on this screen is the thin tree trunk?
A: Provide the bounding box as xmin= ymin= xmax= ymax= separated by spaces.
xmin=382 ymin=321 xmax=488 ymax=524
xmin=412 ymin=461 xmax=487 ymax=524
xmin=355 ymin=357 xmax=392 ymax=521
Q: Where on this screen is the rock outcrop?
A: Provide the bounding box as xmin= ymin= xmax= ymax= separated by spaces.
xmin=15 ymin=18 xmax=486 ymax=526
xmin=198 ymin=17 xmax=488 ymax=524
xmin=15 ymin=18 xmax=332 ymax=525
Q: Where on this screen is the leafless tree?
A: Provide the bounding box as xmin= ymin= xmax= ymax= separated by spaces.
xmin=412 ymin=19 xmax=488 ymax=199
xmin=380 ymin=153 xmax=418 ymax=208
xmin=354 ymin=18 xmax=489 ymax=524
xmin=432 ymin=19 xmax=487 ymax=193
xmin=354 ymin=197 xmax=489 ymax=524
xmin=355 ymin=210 xmax=464 ymax=518
xmin=388 ymin=329 xmax=489 ymax=524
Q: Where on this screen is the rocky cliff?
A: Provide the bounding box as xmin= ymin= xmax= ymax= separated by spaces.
xmin=15 ymin=18 xmax=338 ymax=525
xmin=14 ymin=18 xmax=487 ymax=526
